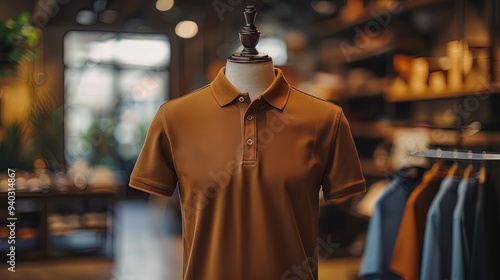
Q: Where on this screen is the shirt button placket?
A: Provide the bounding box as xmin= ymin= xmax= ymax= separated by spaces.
xmin=242 ymin=99 xmax=257 ymax=164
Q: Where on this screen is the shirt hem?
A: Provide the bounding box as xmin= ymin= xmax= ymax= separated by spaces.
xmin=324 ymin=179 xmax=366 ymax=201
xmin=129 ymin=177 xmax=175 ymax=197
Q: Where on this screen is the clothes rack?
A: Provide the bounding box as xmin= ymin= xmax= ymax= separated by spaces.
xmin=408 ymin=145 xmax=500 ymax=161
xmin=361 ymin=145 xmax=500 ymax=280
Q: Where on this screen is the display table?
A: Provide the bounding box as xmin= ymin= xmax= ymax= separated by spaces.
xmin=0 ymin=189 xmax=120 ymax=260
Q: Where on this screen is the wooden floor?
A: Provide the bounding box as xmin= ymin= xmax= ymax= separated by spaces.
xmin=1 ymin=257 xmax=360 ymax=280
xmin=1 ymin=258 xmax=114 ymax=280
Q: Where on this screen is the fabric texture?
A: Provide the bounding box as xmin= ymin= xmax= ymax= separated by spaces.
xmin=420 ymin=176 xmax=461 ymax=280
xmin=451 ymin=178 xmax=478 ymax=280
xmin=129 ymin=67 xmax=366 ymax=280
xmin=469 ymin=180 xmax=500 ymax=280
xmin=389 ymin=163 xmax=448 ymax=280
xmin=359 ymin=167 xmax=426 ymax=280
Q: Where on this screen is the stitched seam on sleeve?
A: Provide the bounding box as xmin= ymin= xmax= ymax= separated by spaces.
xmin=324 ymin=179 xmax=366 ymax=200
xmin=129 ymin=177 xmax=175 ymax=196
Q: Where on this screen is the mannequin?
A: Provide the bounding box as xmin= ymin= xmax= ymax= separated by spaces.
xmin=131 ymin=6 xmax=366 ymax=279
xmin=225 ymin=5 xmax=275 ymax=101
xmin=225 ymin=61 xmax=275 ymax=101
xmin=149 ymin=5 xmax=272 ymax=211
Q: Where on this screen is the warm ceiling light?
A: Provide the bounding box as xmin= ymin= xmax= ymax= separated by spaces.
xmin=156 ymin=0 xmax=174 ymax=11
xmin=175 ymin=20 xmax=198 ymax=39
xmin=311 ymin=1 xmax=337 ymax=15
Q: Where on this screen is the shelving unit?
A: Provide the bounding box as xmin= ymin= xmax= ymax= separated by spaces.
xmin=385 ymin=84 xmax=500 ymax=102
xmin=0 ymin=189 xmax=119 ymax=260
xmin=316 ymin=0 xmax=453 ymax=36
xmin=349 ymin=120 xmax=393 ymax=139
xmin=314 ymin=0 xmax=500 ymax=182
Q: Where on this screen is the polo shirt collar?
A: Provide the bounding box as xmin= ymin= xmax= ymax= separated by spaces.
xmin=211 ymin=66 xmax=291 ymax=110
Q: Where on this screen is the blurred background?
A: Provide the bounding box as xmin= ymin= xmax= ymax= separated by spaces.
xmin=1 ymin=0 xmax=500 ymax=279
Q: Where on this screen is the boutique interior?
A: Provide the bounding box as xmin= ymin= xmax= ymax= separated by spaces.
xmin=1 ymin=0 xmax=500 ymax=279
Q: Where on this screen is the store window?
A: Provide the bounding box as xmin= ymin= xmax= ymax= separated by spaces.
xmin=64 ymin=31 xmax=170 ymax=173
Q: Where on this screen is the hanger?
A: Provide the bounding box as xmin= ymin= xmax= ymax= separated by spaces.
xmin=431 ymin=160 xmax=443 ymax=171
xmin=409 ymin=146 xmax=500 ymax=161
xmin=479 ymin=161 xmax=487 ymax=185
xmin=462 ymin=163 xmax=474 ymax=179
xmin=462 ymin=150 xmax=476 ymax=179
xmin=408 ymin=146 xmax=500 ymax=182
xmin=447 ymin=161 xmax=460 ymax=176
xmin=447 ymin=149 xmax=461 ymax=177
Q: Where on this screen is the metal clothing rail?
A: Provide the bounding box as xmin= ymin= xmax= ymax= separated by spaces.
xmin=408 ymin=146 xmax=500 ymax=161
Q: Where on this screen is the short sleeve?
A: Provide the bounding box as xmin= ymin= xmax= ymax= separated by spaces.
xmin=129 ymin=106 xmax=178 ymax=197
xmin=321 ymin=110 xmax=366 ymax=201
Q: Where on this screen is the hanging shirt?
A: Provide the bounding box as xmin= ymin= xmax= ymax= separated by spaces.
xmin=389 ymin=163 xmax=448 ymax=280
xmin=469 ymin=180 xmax=500 ymax=280
xmin=451 ymin=177 xmax=478 ymax=280
xmin=420 ymin=176 xmax=461 ymax=280
xmin=129 ymin=67 xmax=366 ymax=280
xmin=359 ymin=167 xmax=425 ymax=280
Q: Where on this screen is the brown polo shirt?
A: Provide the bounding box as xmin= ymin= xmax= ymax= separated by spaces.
xmin=129 ymin=67 xmax=366 ymax=280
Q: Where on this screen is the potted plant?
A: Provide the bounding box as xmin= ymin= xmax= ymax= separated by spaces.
xmin=0 ymin=12 xmax=42 ymax=75
xmin=0 ymin=12 xmax=45 ymax=169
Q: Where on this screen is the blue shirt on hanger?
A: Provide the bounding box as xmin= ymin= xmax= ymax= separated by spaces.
xmin=420 ymin=176 xmax=461 ymax=280
xmin=451 ymin=177 xmax=478 ymax=280
xmin=469 ymin=180 xmax=500 ymax=280
xmin=360 ymin=168 xmax=425 ymax=280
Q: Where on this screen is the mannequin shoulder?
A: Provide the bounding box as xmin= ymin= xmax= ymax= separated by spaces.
xmin=289 ymin=86 xmax=343 ymax=112
xmin=159 ymin=84 xmax=212 ymax=111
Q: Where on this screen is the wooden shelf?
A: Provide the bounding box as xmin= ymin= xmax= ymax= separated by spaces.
xmin=350 ymin=118 xmax=500 ymax=147
xmin=431 ymin=130 xmax=500 ymax=147
xmin=0 ymin=189 xmax=119 ymax=199
xmin=345 ymin=90 xmax=385 ymax=100
xmin=385 ymin=84 xmax=500 ymax=102
xmin=340 ymin=44 xmax=394 ymax=64
xmin=319 ymin=32 xmax=393 ymax=66
xmin=316 ymin=0 xmax=452 ymax=36
xmin=332 ymin=90 xmax=384 ymax=102
xmin=329 ymin=80 xmax=387 ymax=101
xmin=350 ymin=120 xmax=394 ymax=139
xmin=0 ymin=190 xmax=118 ymax=260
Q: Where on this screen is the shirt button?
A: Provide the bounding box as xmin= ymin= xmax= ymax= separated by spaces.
xmin=246 ymin=115 xmax=253 ymax=121
xmin=238 ymin=96 xmax=245 ymax=103
xmin=246 ymin=138 xmax=253 ymax=145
